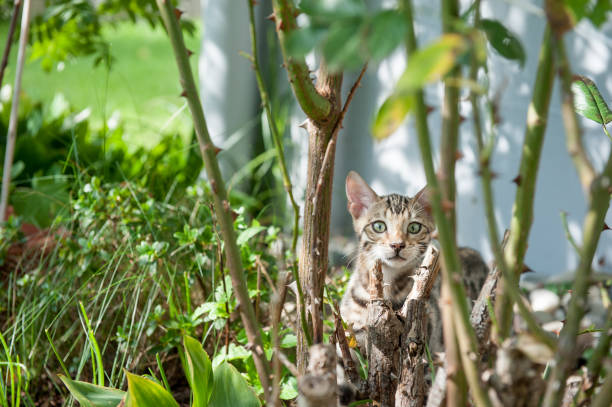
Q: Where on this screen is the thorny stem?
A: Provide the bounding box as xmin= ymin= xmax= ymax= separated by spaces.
xmin=555 ymin=38 xmax=596 ymax=193
xmin=156 ymin=0 xmax=271 ymax=398
xmin=270 ymin=0 xmax=332 ymax=121
xmin=542 ymin=38 xmax=612 ymax=407
xmin=497 ymin=26 xmax=555 ymax=340
xmin=400 ymin=0 xmax=492 ymax=406
xmin=245 ymin=0 xmax=311 ymax=348
xmin=469 ymin=2 xmax=556 ymax=351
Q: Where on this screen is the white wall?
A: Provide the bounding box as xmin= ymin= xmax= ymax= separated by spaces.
xmin=200 ymin=0 xmax=612 ymax=278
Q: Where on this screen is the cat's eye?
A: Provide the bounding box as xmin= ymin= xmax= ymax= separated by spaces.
xmin=407 ymin=222 xmax=422 ymax=234
xmin=372 ymin=221 xmax=386 ymax=233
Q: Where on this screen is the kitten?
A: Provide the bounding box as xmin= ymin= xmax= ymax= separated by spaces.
xmin=340 ymin=171 xmax=488 ymax=354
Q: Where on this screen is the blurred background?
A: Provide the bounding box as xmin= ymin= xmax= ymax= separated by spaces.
xmin=2 ymin=0 xmax=611 ymax=279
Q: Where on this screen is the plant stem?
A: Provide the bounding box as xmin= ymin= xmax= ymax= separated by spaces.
xmin=270 ymin=0 xmax=332 ymax=121
xmin=0 ymin=0 xmax=31 ymax=222
xmin=496 ymin=26 xmax=555 ymax=340
xmin=469 ymin=5 xmax=556 ymax=351
xmin=400 ymin=0 xmax=491 ymax=405
xmin=541 ymin=113 xmax=612 ymax=407
xmin=245 ymin=0 xmax=311 ymax=347
xmin=156 ymin=0 xmax=271 ymax=398
xmin=555 ymin=37 xmax=595 ymax=193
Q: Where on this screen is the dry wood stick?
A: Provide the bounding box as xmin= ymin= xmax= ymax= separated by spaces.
xmin=269 ymin=271 xmax=290 ymax=407
xmin=396 ymin=244 xmax=441 ymax=407
xmin=297 ymin=344 xmax=337 ymax=407
xmin=367 ymin=260 xmax=402 ymax=406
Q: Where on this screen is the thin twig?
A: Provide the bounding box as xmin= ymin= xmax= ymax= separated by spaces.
xmin=0 ymin=0 xmax=21 ymax=88
xmin=269 ymin=271 xmax=290 ymax=407
xmin=0 ymin=0 xmax=31 ymax=222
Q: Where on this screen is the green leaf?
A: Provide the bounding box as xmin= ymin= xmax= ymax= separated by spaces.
xmin=366 ymin=11 xmax=406 ymax=61
xmin=59 ymin=375 xmax=125 ymax=407
xmin=208 ymin=362 xmax=261 ymax=407
xmin=372 ymin=94 xmax=415 ymax=141
xmin=236 ymin=226 xmax=267 ymax=246
xmin=183 ymin=336 xmax=214 ymax=407
xmin=586 ymin=0 xmax=611 ymax=27
xmin=280 ymin=376 xmax=298 ymax=400
xmin=299 ymin=0 xmax=366 ymax=20
xmin=125 ymin=372 xmax=179 ymax=407
xmin=286 ymin=26 xmax=325 ymax=58
xmin=212 ymin=343 xmax=252 ymax=368
xmin=478 ymin=19 xmax=525 ymax=67
xmin=571 ymin=75 xmax=612 ymax=125
xmin=396 ymin=34 xmax=468 ymax=93
xmin=322 ymin=19 xmax=364 ymax=71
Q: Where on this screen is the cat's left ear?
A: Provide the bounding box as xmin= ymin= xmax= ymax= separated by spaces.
xmin=413 ymin=186 xmax=432 ymax=215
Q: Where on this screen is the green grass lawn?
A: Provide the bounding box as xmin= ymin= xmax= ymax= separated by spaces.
xmin=1 ymin=20 xmax=201 ymax=147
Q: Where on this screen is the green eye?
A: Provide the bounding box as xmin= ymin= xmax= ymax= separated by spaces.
xmin=408 ymin=222 xmax=422 ymax=234
xmin=372 ymin=221 xmax=386 ymax=233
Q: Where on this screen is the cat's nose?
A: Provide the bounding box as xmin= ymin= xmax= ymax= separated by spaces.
xmin=390 ymin=242 xmax=405 ymax=253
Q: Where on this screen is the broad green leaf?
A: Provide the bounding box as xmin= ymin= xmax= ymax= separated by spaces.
xmin=478 ymin=19 xmax=525 ymax=67
xmin=286 ymin=26 xmax=325 ymax=58
xmin=586 ymin=0 xmax=611 ymax=27
xmin=59 ymin=375 xmax=125 ymax=407
xmin=237 ymin=225 xmax=266 ymax=246
xmin=183 ymin=336 xmax=214 ymax=407
xmin=395 ymin=34 xmax=468 ymax=94
xmin=367 ymin=11 xmax=406 ymax=61
xmin=280 ymin=376 xmax=298 ymax=400
xmin=125 ymin=372 xmax=179 ymax=407
xmin=299 ymin=0 xmax=366 ymax=19
xmin=208 ymin=362 xmax=261 ymax=407
xmin=212 ymin=343 xmax=252 ymax=368
xmin=571 ymin=75 xmax=612 ymax=125
xmin=372 ymin=94 xmax=415 ymax=141
xmin=322 ymin=19 xmax=364 ymax=71
xmin=280 ymin=333 xmax=297 ymax=348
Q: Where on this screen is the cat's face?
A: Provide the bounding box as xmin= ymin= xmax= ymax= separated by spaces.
xmin=345 ymin=171 xmax=434 ymax=270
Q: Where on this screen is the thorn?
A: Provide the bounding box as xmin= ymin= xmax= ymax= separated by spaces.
xmin=298 ymin=120 xmax=308 ymax=129
xmin=278 ymin=20 xmax=286 ymax=31
xmin=173 ymin=8 xmax=183 ymax=20
xmin=603 ymin=223 xmax=611 ymax=231
xmin=186 ymin=48 xmax=193 ymax=57
xmin=425 ymin=105 xmax=435 ymax=115
xmin=441 ymin=200 xmax=455 ymax=212
xmin=266 ymin=12 xmax=276 ymax=22
xmin=512 ymin=175 xmax=522 ymax=186
xmin=490 ymin=171 xmax=498 ymax=179
xmin=180 ymin=90 xmax=188 ymax=98
xmin=223 ymin=200 xmax=231 ymax=212
xmin=598 ymin=256 xmax=605 ymax=266
xmin=210 ymin=180 xmax=217 ymax=194
xmin=250 ymin=0 xmax=259 ymax=5
xmin=214 ymin=146 xmax=223 ymax=156
xmin=521 ymin=264 xmax=534 ymax=274
xmin=455 ymin=150 xmax=464 ymax=161
xmin=459 ymin=115 xmax=467 ymax=123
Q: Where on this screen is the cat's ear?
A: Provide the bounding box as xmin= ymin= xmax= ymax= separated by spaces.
xmin=413 ymin=186 xmax=432 ymax=215
xmin=346 ymin=171 xmax=378 ymax=219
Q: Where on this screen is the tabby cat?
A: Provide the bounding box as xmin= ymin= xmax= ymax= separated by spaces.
xmin=340 ymin=171 xmax=488 ymax=354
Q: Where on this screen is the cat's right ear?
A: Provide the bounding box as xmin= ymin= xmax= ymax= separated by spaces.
xmin=346 ymin=171 xmax=378 ymax=219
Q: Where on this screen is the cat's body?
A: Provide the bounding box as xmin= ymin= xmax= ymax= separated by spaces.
xmin=339 ymin=171 xmax=488 ymax=355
